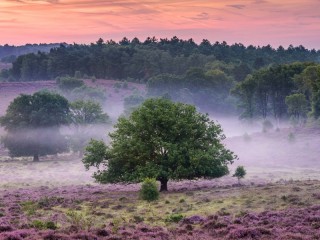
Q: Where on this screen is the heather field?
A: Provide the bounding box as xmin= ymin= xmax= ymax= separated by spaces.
xmin=1 ymin=81 xmax=320 ymax=239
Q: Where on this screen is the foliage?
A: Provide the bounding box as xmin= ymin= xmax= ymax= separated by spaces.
xmin=7 ymin=38 xmax=320 ymax=82
xmin=123 ymin=94 xmax=145 ymax=116
xmin=0 ymin=91 xmax=70 ymax=161
xmin=69 ymin=100 xmax=109 ymax=126
xmin=233 ymin=62 xmax=315 ymax=120
xmin=262 ymin=120 xmax=274 ymax=133
xmin=70 ymin=85 xmax=106 ymax=102
xmin=165 ymin=213 xmax=184 ymax=223
xmin=57 ymin=76 xmax=84 ymax=92
xmin=233 ymin=166 xmax=246 ymax=182
xmin=69 ymin=100 xmax=109 ymax=155
xmin=285 ymin=93 xmax=308 ymax=126
xmin=66 ymin=210 xmax=94 ymax=231
xmin=83 ymin=98 xmax=236 ymax=191
xmin=139 ymin=178 xmax=159 ymax=202
xmin=31 ymin=220 xmax=57 ymax=230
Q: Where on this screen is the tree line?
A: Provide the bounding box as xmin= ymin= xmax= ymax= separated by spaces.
xmin=3 ymin=37 xmax=320 ymax=82
xmin=0 ymin=43 xmax=62 ymax=62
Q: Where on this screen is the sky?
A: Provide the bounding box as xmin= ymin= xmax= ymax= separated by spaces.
xmin=0 ymin=0 xmax=319 ymax=49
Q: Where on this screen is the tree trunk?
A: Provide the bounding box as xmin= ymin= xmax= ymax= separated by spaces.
xmin=160 ymin=179 xmax=168 ymax=192
xmin=33 ymin=154 xmax=39 ymax=162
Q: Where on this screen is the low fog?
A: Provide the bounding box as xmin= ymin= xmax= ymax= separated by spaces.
xmin=1 ymin=112 xmax=320 ymax=189
xmin=0 ymin=81 xmax=320 ymax=189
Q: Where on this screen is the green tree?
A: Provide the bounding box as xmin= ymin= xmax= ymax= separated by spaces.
xmin=0 ymin=91 xmax=69 ymax=161
xmin=285 ymin=93 xmax=308 ymax=126
xmin=233 ymin=166 xmax=246 ymax=184
xmin=123 ymin=94 xmax=145 ymax=116
xmin=69 ymin=100 xmax=109 ymax=155
xmin=57 ymin=76 xmax=84 ymax=92
xmin=83 ymin=98 xmax=236 ymax=191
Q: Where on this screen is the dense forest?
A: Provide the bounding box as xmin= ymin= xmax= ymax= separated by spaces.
xmin=1 ymin=37 xmax=320 ymax=120
xmin=0 ymin=43 xmax=62 ymax=62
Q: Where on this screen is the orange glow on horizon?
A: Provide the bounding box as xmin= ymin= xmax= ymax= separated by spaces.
xmin=0 ymin=0 xmax=319 ymax=49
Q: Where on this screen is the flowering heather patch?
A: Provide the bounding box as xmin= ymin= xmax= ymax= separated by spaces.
xmin=0 ymin=180 xmax=320 ymax=239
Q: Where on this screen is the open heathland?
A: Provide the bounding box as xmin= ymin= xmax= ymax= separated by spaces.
xmin=0 ymin=80 xmax=320 ymax=239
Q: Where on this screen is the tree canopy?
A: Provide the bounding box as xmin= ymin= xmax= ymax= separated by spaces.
xmin=83 ymin=98 xmax=237 ymax=191
xmin=0 ymin=91 xmax=70 ymax=161
xmin=69 ymin=100 xmax=110 ymax=155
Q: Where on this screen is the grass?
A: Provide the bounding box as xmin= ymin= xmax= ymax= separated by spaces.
xmin=12 ymin=180 xmax=320 ymax=231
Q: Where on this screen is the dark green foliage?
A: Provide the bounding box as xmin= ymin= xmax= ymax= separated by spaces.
xmin=0 ymin=91 xmax=70 ymax=161
xmin=262 ymin=120 xmax=274 ymax=133
xmin=70 ymin=85 xmax=106 ymax=102
xmin=83 ymin=98 xmax=236 ymax=191
xmin=285 ymin=93 xmax=308 ymax=126
xmin=32 ymin=220 xmax=57 ymax=230
xmin=0 ymin=91 xmax=69 ymax=130
xmin=233 ymin=62 xmax=316 ymax=120
xmin=139 ymin=178 xmax=159 ymax=202
xmin=165 ymin=214 xmax=184 ymax=223
xmin=7 ymin=38 xmax=320 ymax=82
xmin=57 ymin=76 xmax=84 ymax=92
xmin=70 ymin=100 xmax=109 ymax=125
xmin=69 ymin=100 xmax=109 ymax=154
xmin=233 ymin=166 xmax=246 ymax=182
xmin=123 ymin=94 xmax=145 ymax=116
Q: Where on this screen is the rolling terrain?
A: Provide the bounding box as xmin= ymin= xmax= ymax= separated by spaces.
xmin=0 ymin=80 xmax=320 ymax=239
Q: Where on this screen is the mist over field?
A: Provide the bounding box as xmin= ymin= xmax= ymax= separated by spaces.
xmin=0 ymin=81 xmax=319 ymax=188
xmin=1 ymin=40 xmax=320 ymax=239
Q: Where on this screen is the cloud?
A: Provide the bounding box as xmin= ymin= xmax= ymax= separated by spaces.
xmin=227 ymin=4 xmax=246 ymax=9
xmin=7 ymin=0 xmax=59 ymax=3
xmin=253 ymin=0 xmax=268 ymax=4
xmin=191 ymin=12 xmax=209 ymax=20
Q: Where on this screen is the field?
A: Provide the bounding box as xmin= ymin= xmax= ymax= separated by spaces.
xmin=0 ymin=81 xmax=320 ymax=239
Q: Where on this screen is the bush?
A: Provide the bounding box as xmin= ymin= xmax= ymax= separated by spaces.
xmin=288 ymin=132 xmax=295 ymax=143
xmin=31 ymin=220 xmax=57 ymax=230
xmin=165 ymin=213 xmax=184 ymax=223
xmin=233 ymin=166 xmax=246 ymax=183
xmin=57 ymin=76 xmax=84 ymax=92
xmin=262 ymin=120 xmax=273 ymax=132
xmin=139 ymin=178 xmax=159 ymax=202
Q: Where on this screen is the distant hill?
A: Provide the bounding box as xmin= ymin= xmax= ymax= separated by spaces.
xmin=0 ymin=43 xmax=65 ymax=62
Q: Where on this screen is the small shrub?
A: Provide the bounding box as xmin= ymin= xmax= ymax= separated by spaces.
xmin=113 ymin=82 xmax=122 ymax=89
xmin=133 ymin=215 xmax=144 ymax=223
xmin=46 ymin=221 xmax=58 ymax=230
xmin=165 ymin=213 xmax=184 ymax=223
xmin=179 ymin=198 xmax=185 ymax=203
xmin=66 ymin=210 xmax=93 ymax=231
xmin=31 ymin=220 xmax=57 ymax=230
xmin=262 ymin=120 xmax=273 ymax=132
xmin=57 ymin=76 xmax=84 ymax=92
xmin=122 ymin=81 xmax=128 ymax=89
xmin=288 ymin=132 xmax=295 ymax=143
xmin=233 ymin=166 xmax=246 ymax=184
xmin=32 ymin=220 xmax=45 ymax=229
xmin=21 ymin=201 xmax=37 ymax=216
xmin=139 ymin=178 xmax=159 ymax=202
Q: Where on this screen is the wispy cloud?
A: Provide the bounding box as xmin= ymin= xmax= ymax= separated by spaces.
xmin=191 ymin=12 xmax=209 ymax=20
xmin=227 ymin=4 xmax=246 ymax=9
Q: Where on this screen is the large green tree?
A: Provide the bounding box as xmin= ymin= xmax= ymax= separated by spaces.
xmin=83 ymin=98 xmax=237 ymax=191
xmin=0 ymin=91 xmax=70 ymax=161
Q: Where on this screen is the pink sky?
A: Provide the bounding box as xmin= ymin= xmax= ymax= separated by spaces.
xmin=0 ymin=0 xmax=319 ymax=49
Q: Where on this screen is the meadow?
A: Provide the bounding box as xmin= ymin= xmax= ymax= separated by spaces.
xmin=0 ymin=80 xmax=320 ymax=239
